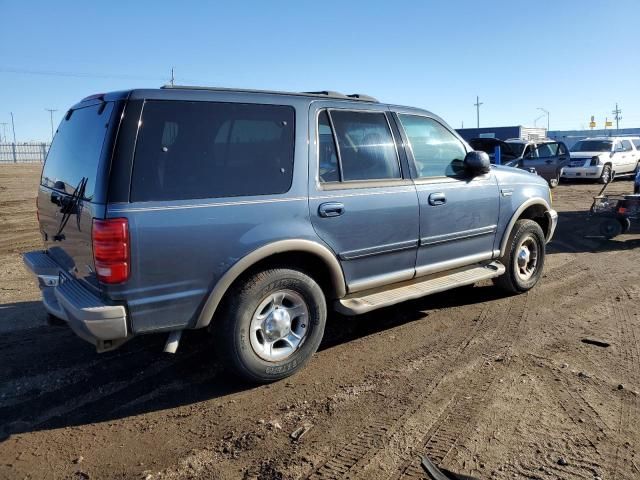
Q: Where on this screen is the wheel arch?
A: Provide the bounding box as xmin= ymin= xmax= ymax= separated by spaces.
xmin=499 ymin=199 xmax=552 ymax=256
xmin=194 ymin=239 xmax=346 ymax=329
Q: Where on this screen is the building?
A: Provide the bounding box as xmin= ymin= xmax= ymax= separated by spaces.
xmin=456 ymin=126 xmax=547 ymax=142
xmin=547 ymin=128 xmax=640 ymax=149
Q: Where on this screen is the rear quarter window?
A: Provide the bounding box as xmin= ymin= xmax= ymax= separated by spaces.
xmin=131 ymin=100 xmax=295 ymax=202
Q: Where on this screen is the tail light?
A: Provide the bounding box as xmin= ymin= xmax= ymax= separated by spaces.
xmin=92 ymin=218 xmax=129 ymax=284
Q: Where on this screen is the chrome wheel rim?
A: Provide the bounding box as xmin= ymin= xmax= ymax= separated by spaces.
xmin=516 ymin=235 xmax=539 ymax=282
xmin=602 ymin=167 xmax=611 ymax=183
xmin=249 ymin=289 xmax=309 ymax=362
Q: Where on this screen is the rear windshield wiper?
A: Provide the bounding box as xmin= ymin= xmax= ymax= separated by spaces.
xmin=53 ymin=176 xmax=88 ymax=241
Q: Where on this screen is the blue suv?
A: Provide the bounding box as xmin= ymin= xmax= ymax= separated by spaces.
xmin=24 ymin=86 xmax=557 ymax=382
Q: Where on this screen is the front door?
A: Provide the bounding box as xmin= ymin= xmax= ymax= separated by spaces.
xmin=394 ymin=112 xmax=500 ymax=277
xmin=522 ymin=142 xmax=569 ymax=182
xmin=308 ymin=106 xmax=419 ymax=293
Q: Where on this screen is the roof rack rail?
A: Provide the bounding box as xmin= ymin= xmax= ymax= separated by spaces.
xmin=159 ymin=85 xmax=379 ymax=102
xmin=347 ymin=93 xmax=379 ymax=102
xmin=302 ymin=90 xmax=349 ymax=99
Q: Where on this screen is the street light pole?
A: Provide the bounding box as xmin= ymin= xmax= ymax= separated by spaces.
xmin=45 ymin=109 xmax=58 ymax=142
xmin=537 ymin=107 xmax=549 ymax=132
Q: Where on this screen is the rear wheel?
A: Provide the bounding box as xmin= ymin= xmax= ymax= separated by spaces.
xmin=548 ymin=171 xmax=560 ymax=188
xmin=600 ymin=216 xmax=625 ymax=239
xmin=494 ymin=219 xmax=546 ymax=293
xmin=214 ymin=268 xmax=326 ymax=383
xmin=599 ymin=165 xmax=612 ymax=184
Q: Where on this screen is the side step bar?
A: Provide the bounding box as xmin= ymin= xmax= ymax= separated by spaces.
xmin=336 ymin=262 xmax=505 ymax=315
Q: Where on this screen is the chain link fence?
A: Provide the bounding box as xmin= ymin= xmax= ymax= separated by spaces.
xmin=0 ymin=143 xmax=50 ymax=164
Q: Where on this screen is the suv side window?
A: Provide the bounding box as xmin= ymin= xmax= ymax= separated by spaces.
xmin=328 ymin=110 xmax=401 ymax=181
xmin=318 ymin=111 xmax=339 ymax=182
xmin=131 ymin=101 xmax=295 ymax=201
xmin=398 ymin=114 xmax=466 ymax=178
xmin=621 ymin=140 xmax=633 ymax=152
xmin=536 ymin=143 xmax=559 ymax=158
xmin=633 ymin=139 xmax=640 ymax=150
xmin=558 ymin=143 xmax=568 ymax=156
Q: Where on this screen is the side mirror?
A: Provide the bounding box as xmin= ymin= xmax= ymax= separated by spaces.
xmin=464 ymin=151 xmax=491 ymax=175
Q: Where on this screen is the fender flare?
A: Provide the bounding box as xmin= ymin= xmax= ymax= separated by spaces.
xmin=499 ymin=198 xmax=552 ymax=256
xmin=194 ymin=239 xmax=346 ymax=329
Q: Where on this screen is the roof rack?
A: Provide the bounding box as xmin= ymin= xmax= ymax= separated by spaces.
xmin=160 ymin=85 xmax=378 ymax=102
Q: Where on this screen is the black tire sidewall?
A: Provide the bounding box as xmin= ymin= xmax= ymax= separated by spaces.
xmin=504 ymin=220 xmax=546 ymax=292
xmin=221 ymin=269 xmax=326 ymax=383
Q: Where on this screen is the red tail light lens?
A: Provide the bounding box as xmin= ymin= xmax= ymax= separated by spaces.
xmin=92 ymin=218 xmax=129 ymax=284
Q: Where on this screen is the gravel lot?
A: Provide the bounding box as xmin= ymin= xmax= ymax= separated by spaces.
xmin=1 ymin=164 xmax=639 ymax=480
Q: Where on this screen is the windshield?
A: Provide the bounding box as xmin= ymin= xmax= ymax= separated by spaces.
xmin=571 ymin=140 xmax=612 ymax=152
xmin=41 ymin=102 xmax=115 ymax=201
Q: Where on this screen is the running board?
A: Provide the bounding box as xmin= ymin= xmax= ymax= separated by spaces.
xmin=336 ymin=262 xmax=505 ymax=315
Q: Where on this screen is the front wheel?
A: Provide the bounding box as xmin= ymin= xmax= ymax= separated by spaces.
xmin=599 ymin=165 xmax=612 ymax=184
xmin=494 ymin=219 xmax=546 ymax=293
xmin=214 ymin=268 xmax=327 ymax=383
xmin=548 ymin=172 xmax=560 ymax=189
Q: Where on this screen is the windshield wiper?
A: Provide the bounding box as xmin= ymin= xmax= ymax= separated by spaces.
xmin=53 ymin=176 xmax=88 ymax=242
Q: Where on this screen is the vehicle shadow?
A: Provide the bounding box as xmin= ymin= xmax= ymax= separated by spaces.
xmin=0 ymin=284 xmax=507 ymax=441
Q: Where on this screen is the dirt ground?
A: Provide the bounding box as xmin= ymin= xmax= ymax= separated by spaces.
xmin=1 ymin=164 xmax=639 ymax=480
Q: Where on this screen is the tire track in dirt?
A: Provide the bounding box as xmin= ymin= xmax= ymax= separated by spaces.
xmin=302 ymin=253 xmax=591 ymax=480
xmin=611 ymin=303 xmax=640 ymax=480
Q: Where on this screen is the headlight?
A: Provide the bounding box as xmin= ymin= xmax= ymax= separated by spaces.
xmin=590 ymin=156 xmax=601 ymax=166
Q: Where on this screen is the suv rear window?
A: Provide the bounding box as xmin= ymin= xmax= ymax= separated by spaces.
xmin=41 ymin=102 xmax=115 ymax=201
xmin=131 ymin=101 xmax=295 ymax=202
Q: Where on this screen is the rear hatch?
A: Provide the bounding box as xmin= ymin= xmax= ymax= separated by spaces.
xmin=38 ymin=98 xmax=123 ymax=293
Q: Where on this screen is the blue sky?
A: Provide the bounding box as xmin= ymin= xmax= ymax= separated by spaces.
xmin=1 ymin=0 xmax=639 ymax=141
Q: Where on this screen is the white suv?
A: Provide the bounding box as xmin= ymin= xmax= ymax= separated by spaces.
xmin=562 ymin=137 xmax=640 ymax=183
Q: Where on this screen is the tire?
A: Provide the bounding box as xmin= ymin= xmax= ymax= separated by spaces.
xmin=600 ymin=216 xmax=623 ymax=239
xmin=493 ymin=219 xmax=546 ymax=294
xmin=599 ymin=164 xmax=612 ymax=184
xmin=548 ymin=172 xmax=560 ymax=189
xmin=214 ymin=268 xmax=326 ymax=383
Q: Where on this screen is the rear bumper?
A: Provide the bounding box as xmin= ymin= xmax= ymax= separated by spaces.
xmin=23 ymin=251 xmax=129 ymax=352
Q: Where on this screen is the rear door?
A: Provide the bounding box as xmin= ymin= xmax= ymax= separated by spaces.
xmin=38 ymin=100 xmax=121 ymax=291
xmin=308 ymin=104 xmax=419 ymax=293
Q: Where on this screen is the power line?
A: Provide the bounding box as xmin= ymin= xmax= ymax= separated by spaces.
xmin=0 ymin=67 xmax=165 ymax=82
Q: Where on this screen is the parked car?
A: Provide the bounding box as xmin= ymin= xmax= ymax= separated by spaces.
xmin=24 ymin=86 xmax=557 ymax=383
xmin=468 ymin=137 xmax=569 ymax=188
xmin=562 ymin=136 xmax=640 ymax=184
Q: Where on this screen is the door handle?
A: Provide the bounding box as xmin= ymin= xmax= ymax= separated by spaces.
xmin=318 ymin=202 xmax=345 ymax=217
xmin=545 ymin=160 xmax=553 ymax=164
xmin=428 ymin=192 xmax=446 ymax=206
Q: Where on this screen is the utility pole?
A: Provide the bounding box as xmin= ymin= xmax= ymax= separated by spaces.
xmin=0 ymin=122 xmax=7 ymax=143
xmin=10 ymin=112 xmax=16 ymax=143
xmin=170 ymin=67 xmax=175 ymax=87
xmin=537 ymin=107 xmax=549 ymax=131
xmin=45 ymin=109 xmax=57 ymax=142
xmin=474 ymin=96 xmax=483 ymax=128
xmin=612 ymin=103 xmax=622 ymax=130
